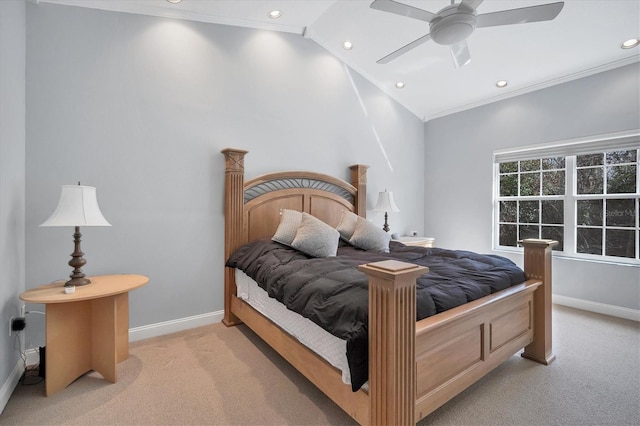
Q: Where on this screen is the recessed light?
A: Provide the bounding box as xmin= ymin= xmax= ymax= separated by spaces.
xmin=395 ymin=82 xmax=405 ymax=89
xmin=342 ymin=41 xmax=353 ymax=50
xmin=269 ymin=10 xmax=282 ymax=19
xmin=496 ymin=80 xmax=508 ymax=88
xmin=166 ymin=0 xmax=182 ymax=3
xmin=621 ymin=38 xmax=640 ymax=49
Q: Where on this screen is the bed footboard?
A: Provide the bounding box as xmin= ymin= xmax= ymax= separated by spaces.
xmin=413 ymin=280 xmax=541 ymax=419
xmin=358 ymin=239 xmax=557 ymax=424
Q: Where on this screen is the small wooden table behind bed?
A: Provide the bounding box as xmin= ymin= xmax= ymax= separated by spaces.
xmin=222 ymin=148 xmax=557 ymax=425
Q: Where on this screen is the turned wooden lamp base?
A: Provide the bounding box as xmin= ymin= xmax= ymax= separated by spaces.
xmin=66 ymin=226 xmax=91 ymax=287
xmin=382 ymin=212 xmax=390 ymax=232
xmin=66 ymin=277 xmax=90 ymax=287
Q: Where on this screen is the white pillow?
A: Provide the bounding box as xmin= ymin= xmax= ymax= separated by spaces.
xmin=272 ymin=209 xmax=303 ymax=246
xmin=291 ymin=213 xmax=340 ymax=257
xmin=349 ymin=216 xmax=391 ymax=253
xmin=336 ymin=210 xmax=359 ymax=241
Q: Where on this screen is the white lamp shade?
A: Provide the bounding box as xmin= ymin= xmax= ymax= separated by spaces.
xmin=40 ymin=185 xmax=111 ymax=227
xmin=373 ymin=190 xmax=400 ymax=213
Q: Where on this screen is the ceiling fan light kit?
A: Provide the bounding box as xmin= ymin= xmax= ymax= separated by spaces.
xmin=371 ymin=0 xmax=565 ymax=68
xmin=430 ymin=5 xmax=477 ymax=45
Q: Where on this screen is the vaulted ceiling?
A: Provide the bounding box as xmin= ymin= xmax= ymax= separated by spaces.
xmin=38 ymin=0 xmax=640 ymax=121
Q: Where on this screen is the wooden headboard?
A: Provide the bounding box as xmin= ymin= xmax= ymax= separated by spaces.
xmin=221 ymin=148 xmax=368 ymax=325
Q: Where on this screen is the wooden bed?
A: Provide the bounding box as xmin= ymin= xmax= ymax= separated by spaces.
xmin=222 ymin=148 xmax=557 ymax=425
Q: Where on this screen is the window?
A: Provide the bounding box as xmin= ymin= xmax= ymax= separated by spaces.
xmin=497 ymin=157 xmax=565 ymax=251
xmin=494 ymin=131 xmax=639 ymax=264
xmin=576 ymin=150 xmax=638 ymax=258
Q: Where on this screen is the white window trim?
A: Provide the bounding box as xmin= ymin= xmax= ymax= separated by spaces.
xmin=494 ymin=129 xmax=640 ymax=162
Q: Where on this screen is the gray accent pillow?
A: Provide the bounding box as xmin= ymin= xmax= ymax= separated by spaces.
xmin=272 ymin=209 xmax=303 ymax=246
xmin=349 ymin=216 xmax=391 ymax=253
xmin=291 ymin=212 xmax=340 ymax=257
xmin=336 ymin=210 xmax=359 ymax=241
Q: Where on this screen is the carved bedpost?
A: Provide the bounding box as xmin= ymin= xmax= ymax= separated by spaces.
xmin=221 ymin=148 xmax=248 ymax=326
xmin=520 ymin=239 xmax=558 ymax=365
xmin=358 ymin=260 xmax=428 ymax=426
xmin=350 ymin=164 xmax=368 ymax=217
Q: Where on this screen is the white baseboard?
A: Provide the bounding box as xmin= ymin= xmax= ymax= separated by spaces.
xmin=129 ymin=310 xmax=224 ymax=342
xmin=0 ymin=360 xmax=24 ymax=415
xmin=23 ymin=311 xmax=226 ymax=360
xmin=553 ymin=294 xmax=640 ymax=322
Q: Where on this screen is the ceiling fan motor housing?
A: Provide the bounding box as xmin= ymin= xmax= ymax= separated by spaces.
xmin=430 ymin=5 xmax=478 ymax=45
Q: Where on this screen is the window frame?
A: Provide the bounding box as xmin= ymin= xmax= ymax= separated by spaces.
xmin=493 ymin=130 xmax=640 ymax=266
xmin=495 ymin=158 xmax=566 ymax=250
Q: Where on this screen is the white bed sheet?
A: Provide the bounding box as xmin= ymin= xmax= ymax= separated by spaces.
xmin=235 ymin=269 xmax=352 ymax=385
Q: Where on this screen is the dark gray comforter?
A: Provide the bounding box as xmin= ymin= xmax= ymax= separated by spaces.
xmin=226 ymin=239 xmax=525 ymax=390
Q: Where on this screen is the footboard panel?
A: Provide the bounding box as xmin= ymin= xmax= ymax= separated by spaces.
xmin=415 ymin=280 xmax=541 ymax=421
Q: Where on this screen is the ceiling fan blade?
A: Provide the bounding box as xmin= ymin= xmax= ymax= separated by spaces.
xmin=477 ymin=2 xmax=564 ymax=28
xmin=450 ymin=41 xmax=471 ymax=68
xmin=460 ymin=0 xmax=484 ymax=11
xmin=377 ymin=33 xmax=432 ymax=64
xmin=370 ymin=0 xmax=436 ymax=23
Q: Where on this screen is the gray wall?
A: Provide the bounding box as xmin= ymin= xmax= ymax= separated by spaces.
xmin=23 ymin=3 xmax=424 ymax=348
xmin=0 ymin=0 xmax=26 ymax=410
xmin=424 ymin=63 xmax=640 ymax=311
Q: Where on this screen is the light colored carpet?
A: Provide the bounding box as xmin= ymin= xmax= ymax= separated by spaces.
xmin=1 ymin=305 xmax=638 ymax=425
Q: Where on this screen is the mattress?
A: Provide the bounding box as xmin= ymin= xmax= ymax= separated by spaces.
xmin=235 ymin=269 xmax=353 ymax=385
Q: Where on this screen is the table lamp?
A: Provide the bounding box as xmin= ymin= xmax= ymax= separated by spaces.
xmin=40 ymin=184 xmax=111 ymax=287
xmin=373 ymin=189 xmax=400 ymax=232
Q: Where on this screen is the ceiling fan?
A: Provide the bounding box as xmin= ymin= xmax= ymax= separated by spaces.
xmin=370 ymin=0 xmax=564 ymax=68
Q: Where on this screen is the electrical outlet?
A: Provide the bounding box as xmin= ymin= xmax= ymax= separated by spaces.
xmin=9 ymin=316 xmax=14 ymax=337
